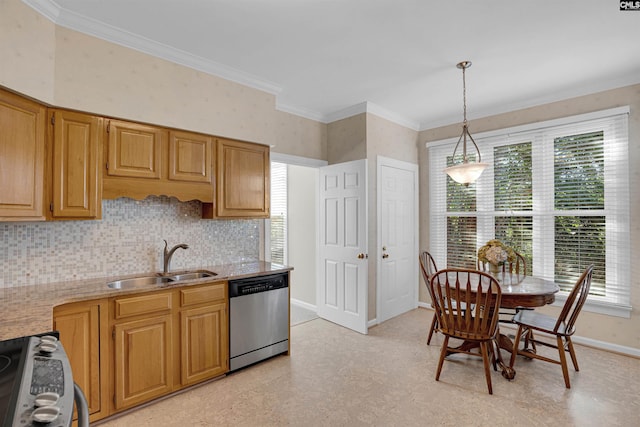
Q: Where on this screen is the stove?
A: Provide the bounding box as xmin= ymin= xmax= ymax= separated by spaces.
xmin=0 ymin=332 xmax=88 ymax=427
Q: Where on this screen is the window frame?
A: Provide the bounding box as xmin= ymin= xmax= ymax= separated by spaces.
xmin=427 ymin=107 xmax=631 ymax=318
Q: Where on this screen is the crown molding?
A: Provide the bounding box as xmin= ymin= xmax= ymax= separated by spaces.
xmin=275 ymin=101 xmax=327 ymax=123
xmin=323 ymin=102 xmax=420 ymax=131
xmin=21 ymin=0 xmax=282 ymax=96
xmin=323 ymin=102 xmax=368 ymax=123
xmin=22 ymin=0 xmax=60 ymax=21
xmin=365 ymin=102 xmax=420 ymax=131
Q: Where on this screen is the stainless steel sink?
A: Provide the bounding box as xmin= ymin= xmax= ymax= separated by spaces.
xmin=107 ymin=270 xmax=217 ymax=290
xmin=107 ymin=276 xmax=175 ymax=289
xmin=166 ymin=270 xmax=217 ymax=281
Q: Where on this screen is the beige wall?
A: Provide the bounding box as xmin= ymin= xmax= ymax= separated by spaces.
xmin=0 ymin=0 xmax=56 ymax=102
xmin=419 ymin=84 xmax=640 ymax=351
xmin=274 ymin=110 xmax=327 ymax=160
xmin=327 ymin=114 xmax=367 ymax=164
xmin=288 ymin=165 xmax=318 ymax=304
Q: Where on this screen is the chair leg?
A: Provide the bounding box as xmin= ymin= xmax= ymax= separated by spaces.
xmin=427 ymin=314 xmax=438 ymax=345
xmin=509 ymin=325 xmax=524 ymax=369
xmin=566 ymin=337 xmax=580 ymax=371
xmin=489 ymin=340 xmax=498 ymax=372
xmin=557 ymin=336 xmax=571 ymax=388
xmin=491 ymin=338 xmax=507 ymax=372
xmin=480 ymin=341 xmax=493 ymax=395
xmin=435 ymin=336 xmax=449 ymax=381
xmin=527 ymin=329 xmax=537 ymax=352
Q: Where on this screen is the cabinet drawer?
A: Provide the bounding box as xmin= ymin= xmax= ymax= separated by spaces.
xmin=180 ymin=282 xmax=226 ymax=307
xmin=114 ymin=292 xmax=173 ymax=319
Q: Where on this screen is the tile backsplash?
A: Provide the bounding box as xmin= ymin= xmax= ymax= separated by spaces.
xmin=0 ymin=196 xmax=260 ymax=288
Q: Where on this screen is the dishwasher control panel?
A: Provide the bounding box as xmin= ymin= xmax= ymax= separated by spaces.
xmin=229 ymin=273 xmax=288 ymax=297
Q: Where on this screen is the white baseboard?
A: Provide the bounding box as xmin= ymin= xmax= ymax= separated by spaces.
xmin=415 ymin=304 xmax=640 ymax=358
xmin=290 ymin=298 xmax=317 ymax=312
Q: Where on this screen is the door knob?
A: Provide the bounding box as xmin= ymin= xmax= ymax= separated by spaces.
xmin=382 ymin=253 xmax=389 ymax=259
xmin=357 ymin=253 xmax=368 ymax=259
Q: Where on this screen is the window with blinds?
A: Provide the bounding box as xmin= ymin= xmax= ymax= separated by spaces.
xmin=428 ymin=107 xmax=630 ymax=314
xmin=270 ymin=162 xmax=287 ymax=265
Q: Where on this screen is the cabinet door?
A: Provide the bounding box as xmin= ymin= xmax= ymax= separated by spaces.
xmin=169 ymin=130 xmax=212 ymax=183
xmin=51 ymin=110 xmax=102 ymax=219
xmin=0 ymin=89 xmax=46 ymax=220
xmin=53 ymin=300 xmax=108 ymax=422
xmin=106 ymin=119 xmax=164 ymax=179
xmin=180 ymin=302 xmax=228 ymax=385
xmin=216 ymin=138 xmax=270 ymax=218
xmin=113 ymin=314 xmax=173 ymax=410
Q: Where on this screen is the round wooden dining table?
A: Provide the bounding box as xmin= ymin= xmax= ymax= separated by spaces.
xmin=493 ymin=272 xmax=560 ymax=309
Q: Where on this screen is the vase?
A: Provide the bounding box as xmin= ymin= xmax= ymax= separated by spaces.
xmin=489 ymin=263 xmax=501 ymax=275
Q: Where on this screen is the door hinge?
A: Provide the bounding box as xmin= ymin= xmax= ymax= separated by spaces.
xmin=105 ymin=161 xmax=109 ymax=170
xmin=50 ymin=113 xmax=55 ymax=126
xmin=106 ymin=121 xmax=110 ymax=133
xmin=112 ymin=327 xmax=116 ymax=340
xmin=49 ymin=202 xmax=53 ymax=212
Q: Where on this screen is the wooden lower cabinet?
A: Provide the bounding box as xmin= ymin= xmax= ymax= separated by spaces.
xmin=54 ymin=282 xmax=229 ymax=422
xmin=179 ymin=282 xmax=228 ymax=386
xmin=53 ymin=299 xmax=109 ymax=423
xmin=112 ymin=314 xmax=174 ymax=410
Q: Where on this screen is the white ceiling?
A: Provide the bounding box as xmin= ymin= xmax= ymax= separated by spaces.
xmin=24 ymin=0 xmax=640 ymax=130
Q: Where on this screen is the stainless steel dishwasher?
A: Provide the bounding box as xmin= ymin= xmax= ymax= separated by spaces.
xmin=229 ymin=273 xmax=289 ymax=372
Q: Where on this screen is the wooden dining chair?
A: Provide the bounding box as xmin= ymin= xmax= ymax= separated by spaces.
xmin=419 ymin=251 xmax=439 ymax=345
xmin=429 ymin=269 xmax=503 ymax=394
xmin=508 ymin=265 xmax=593 ymax=388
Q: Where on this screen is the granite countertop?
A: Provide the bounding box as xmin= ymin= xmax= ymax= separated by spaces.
xmin=0 ymin=261 xmax=292 ymax=340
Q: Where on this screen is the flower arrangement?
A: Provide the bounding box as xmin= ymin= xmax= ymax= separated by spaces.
xmin=477 ymin=239 xmax=516 ymax=266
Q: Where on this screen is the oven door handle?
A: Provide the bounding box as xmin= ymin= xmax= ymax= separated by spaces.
xmin=73 ymin=382 xmax=90 ymax=427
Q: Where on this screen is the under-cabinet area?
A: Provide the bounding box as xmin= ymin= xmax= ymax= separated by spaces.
xmin=0 ymin=86 xmax=270 ymax=221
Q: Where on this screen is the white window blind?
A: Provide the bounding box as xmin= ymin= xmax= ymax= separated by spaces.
xmin=428 ymin=108 xmax=630 ymax=315
xmin=270 ymin=162 xmax=288 ymax=265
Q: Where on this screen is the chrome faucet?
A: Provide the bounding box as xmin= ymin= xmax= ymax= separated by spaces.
xmin=163 ymin=240 xmax=189 ymax=274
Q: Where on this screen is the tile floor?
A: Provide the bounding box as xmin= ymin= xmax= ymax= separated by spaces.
xmin=96 ymin=308 xmax=640 ymax=426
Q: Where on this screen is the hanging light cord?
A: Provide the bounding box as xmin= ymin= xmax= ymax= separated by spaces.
xmin=450 ymin=61 xmax=482 ymax=164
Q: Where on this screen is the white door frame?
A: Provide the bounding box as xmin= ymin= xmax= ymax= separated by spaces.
xmin=376 ymin=155 xmax=419 ymax=324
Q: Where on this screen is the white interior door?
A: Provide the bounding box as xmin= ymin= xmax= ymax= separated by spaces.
xmin=317 ymin=159 xmax=368 ymax=334
xmin=377 ymin=156 xmax=418 ymax=323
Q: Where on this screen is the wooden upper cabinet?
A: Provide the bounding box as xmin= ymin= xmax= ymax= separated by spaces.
xmin=106 ymin=119 xmax=164 ymax=179
xmin=103 ymin=120 xmax=213 ymax=202
xmin=50 ymin=109 xmax=102 ymax=219
xmin=0 ymin=89 xmax=46 ymax=220
xmin=169 ymin=130 xmax=212 ymax=183
xmin=207 ymin=138 xmax=270 ymax=218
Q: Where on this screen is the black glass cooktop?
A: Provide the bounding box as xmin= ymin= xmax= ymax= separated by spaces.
xmin=0 ymin=336 xmax=27 ymax=426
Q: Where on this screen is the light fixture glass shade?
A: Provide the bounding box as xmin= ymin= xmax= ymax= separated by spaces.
xmin=444 ymin=162 xmax=488 ymax=184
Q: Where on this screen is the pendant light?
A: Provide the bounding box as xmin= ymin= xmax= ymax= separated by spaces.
xmin=443 ymin=61 xmax=487 ymax=185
